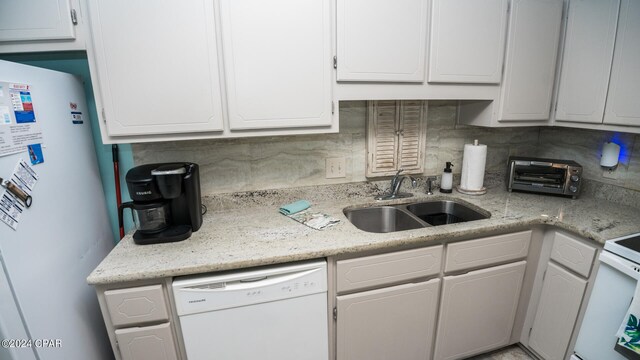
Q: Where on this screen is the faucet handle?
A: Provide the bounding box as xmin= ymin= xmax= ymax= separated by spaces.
xmin=426 ymin=177 xmax=437 ymax=195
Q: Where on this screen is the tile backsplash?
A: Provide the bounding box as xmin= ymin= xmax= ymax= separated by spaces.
xmin=132 ymin=101 xmax=640 ymax=194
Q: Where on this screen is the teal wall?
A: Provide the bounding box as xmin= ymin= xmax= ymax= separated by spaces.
xmin=0 ymin=52 xmax=134 ymax=243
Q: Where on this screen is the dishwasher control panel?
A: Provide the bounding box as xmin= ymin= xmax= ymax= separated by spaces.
xmin=173 ymin=260 xmax=327 ymax=316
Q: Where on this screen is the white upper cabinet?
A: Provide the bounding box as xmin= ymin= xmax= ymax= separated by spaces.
xmin=220 ymin=0 xmax=332 ymax=130
xmin=336 ymin=0 xmax=429 ymax=82
xmin=87 ymin=0 xmax=224 ymax=136
xmin=498 ymin=0 xmax=564 ymax=121
xmin=428 ymin=0 xmax=508 ymax=84
xmin=555 ymin=0 xmax=620 ymax=124
xmin=604 ymin=0 xmax=640 ymax=127
xmin=0 ymin=0 xmax=75 ymax=42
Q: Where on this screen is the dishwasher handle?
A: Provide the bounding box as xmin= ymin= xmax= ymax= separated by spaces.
xmin=173 ymin=261 xmax=328 ymax=315
xmin=181 ymin=267 xmax=322 ymax=292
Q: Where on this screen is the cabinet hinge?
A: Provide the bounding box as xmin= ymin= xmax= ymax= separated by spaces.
xmin=333 ymin=56 xmax=337 ymax=69
xmin=542 ymin=270 xmax=547 ymax=281
xmin=507 ymin=1 xmax=511 ymax=15
xmin=333 ymin=307 xmax=337 ymax=320
xmin=70 ymin=9 xmax=78 ymax=25
xmin=115 ymin=339 xmax=122 ymax=358
xmin=101 ymin=108 xmax=106 ymax=123
xmin=529 ymin=327 xmax=533 ymax=338
xmin=331 ymin=101 xmax=335 ymax=115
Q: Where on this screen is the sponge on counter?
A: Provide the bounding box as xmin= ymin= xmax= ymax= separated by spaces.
xmin=278 ymin=200 xmax=311 ymax=215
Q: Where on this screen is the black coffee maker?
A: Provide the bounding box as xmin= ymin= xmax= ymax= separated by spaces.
xmin=118 ymin=163 xmax=203 ymax=245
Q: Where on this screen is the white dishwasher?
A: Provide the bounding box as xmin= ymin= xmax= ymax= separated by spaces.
xmin=173 ymin=260 xmax=328 ymax=360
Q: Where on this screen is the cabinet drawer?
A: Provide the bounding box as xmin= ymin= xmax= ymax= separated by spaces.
xmin=115 ymin=322 xmax=178 ymax=360
xmin=445 ymin=230 xmax=531 ymax=273
xmin=105 ymin=284 xmax=169 ymax=327
xmin=336 ymin=246 xmax=443 ymax=293
xmin=550 ymin=232 xmax=596 ymax=277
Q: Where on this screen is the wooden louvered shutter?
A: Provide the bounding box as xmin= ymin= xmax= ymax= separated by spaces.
xmin=367 ymin=101 xmax=399 ymax=176
xmin=366 ymin=100 xmax=427 ymax=177
xmin=398 ymin=100 xmax=427 ymax=172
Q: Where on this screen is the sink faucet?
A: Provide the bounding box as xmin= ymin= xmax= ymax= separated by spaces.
xmin=375 ymin=169 xmax=417 ymax=200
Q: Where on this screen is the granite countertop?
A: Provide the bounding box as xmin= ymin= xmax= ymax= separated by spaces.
xmin=87 ymin=174 xmax=640 ymax=285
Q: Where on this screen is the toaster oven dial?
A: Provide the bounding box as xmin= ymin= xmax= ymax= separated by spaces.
xmin=569 ymin=185 xmax=578 ymax=193
xmin=570 ymin=175 xmax=580 ymax=182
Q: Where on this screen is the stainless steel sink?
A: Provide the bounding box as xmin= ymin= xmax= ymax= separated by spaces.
xmin=344 ymin=206 xmax=424 ymax=233
xmin=406 ymin=200 xmax=489 ymax=226
xmin=344 ymin=200 xmax=490 ymax=233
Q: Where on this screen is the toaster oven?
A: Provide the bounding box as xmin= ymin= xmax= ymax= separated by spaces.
xmin=507 ymin=157 xmax=583 ymax=198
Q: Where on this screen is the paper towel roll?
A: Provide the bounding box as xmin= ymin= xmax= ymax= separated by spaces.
xmin=460 ymin=140 xmax=487 ymax=191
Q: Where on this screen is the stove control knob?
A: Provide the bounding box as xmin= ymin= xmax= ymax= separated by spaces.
xmin=569 ymin=185 xmax=578 ymax=193
xmin=570 ymin=175 xmax=580 ymax=182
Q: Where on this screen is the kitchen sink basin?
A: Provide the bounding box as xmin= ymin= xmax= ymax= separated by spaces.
xmin=406 ymin=200 xmax=489 ymax=226
xmin=344 ymin=206 xmax=424 ymax=233
xmin=344 ymin=200 xmax=490 ymax=233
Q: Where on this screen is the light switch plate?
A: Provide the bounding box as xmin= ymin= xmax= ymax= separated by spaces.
xmin=326 ymin=157 xmax=346 ymax=178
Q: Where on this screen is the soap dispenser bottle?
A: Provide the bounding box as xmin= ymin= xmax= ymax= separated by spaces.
xmin=440 ymin=162 xmax=453 ymax=193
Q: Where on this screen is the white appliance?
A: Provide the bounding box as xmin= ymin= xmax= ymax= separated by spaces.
xmin=0 ymin=60 xmax=114 ymax=359
xmin=572 ymin=233 xmax=640 ymax=360
xmin=173 ymin=260 xmax=329 ymax=360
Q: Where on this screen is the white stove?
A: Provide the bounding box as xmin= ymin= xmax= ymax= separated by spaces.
xmin=605 ymin=234 xmax=640 ymax=265
xmin=573 ymin=233 xmax=640 ymax=360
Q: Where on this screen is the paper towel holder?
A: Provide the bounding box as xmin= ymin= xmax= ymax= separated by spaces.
xmin=600 ymin=141 xmax=620 ymax=170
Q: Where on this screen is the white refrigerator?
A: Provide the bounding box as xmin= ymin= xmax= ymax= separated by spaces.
xmin=0 ymin=60 xmax=114 ymax=359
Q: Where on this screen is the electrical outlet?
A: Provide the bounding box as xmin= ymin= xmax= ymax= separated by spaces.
xmin=326 ymin=157 xmax=346 ymax=178
xmin=602 ymin=167 xmax=620 ymax=180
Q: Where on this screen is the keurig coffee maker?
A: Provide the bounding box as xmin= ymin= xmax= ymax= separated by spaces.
xmin=118 ymin=163 xmax=203 ymax=245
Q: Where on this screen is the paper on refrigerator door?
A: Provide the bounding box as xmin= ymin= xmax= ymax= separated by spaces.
xmin=0 ymin=159 xmax=38 ymax=231
xmin=0 ymin=81 xmax=44 ymax=157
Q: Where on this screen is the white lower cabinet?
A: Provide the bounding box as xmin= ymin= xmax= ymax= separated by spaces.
xmin=434 ymin=261 xmax=527 ymax=360
xmin=528 ymin=263 xmax=587 ymax=360
xmin=115 ymin=323 xmax=178 ymax=360
xmin=97 ymin=282 xmax=179 ymax=360
xmin=336 ymin=279 xmax=440 ymax=360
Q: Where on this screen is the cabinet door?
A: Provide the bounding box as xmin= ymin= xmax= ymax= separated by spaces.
xmin=434 ymin=261 xmax=526 ymax=360
xmin=88 ymin=0 xmax=224 ymax=136
xmin=604 ymin=0 xmax=640 ymax=126
xmin=336 ymin=0 xmax=429 ymax=82
xmin=220 ymin=0 xmax=332 ymax=130
xmin=428 ymin=0 xmax=508 ymax=84
xmin=528 ymin=263 xmax=587 ymax=360
xmin=555 ymin=0 xmax=619 ymax=124
xmin=337 ymin=279 xmax=440 ymax=360
xmin=0 ymin=0 xmax=75 ymax=42
xmin=115 ymin=323 xmax=178 ymax=360
xmin=498 ymin=0 xmax=563 ymax=121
